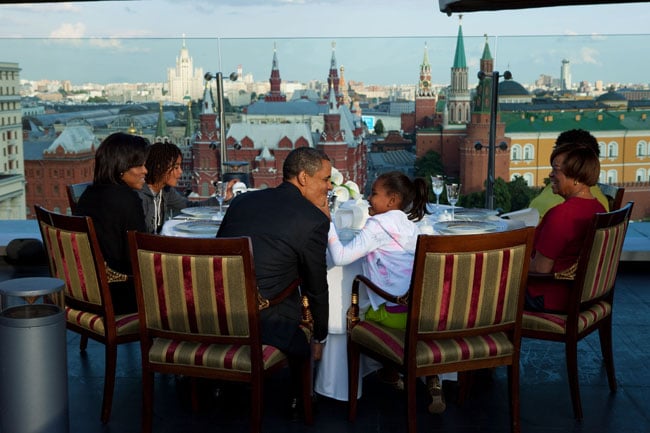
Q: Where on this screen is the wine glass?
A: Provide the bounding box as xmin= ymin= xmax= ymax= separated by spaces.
xmin=214 ymin=180 xmax=226 ymax=217
xmin=446 ymin=183 xmax=461 ymax=221
xmin=431 ymin=176 xmax=444 ymax=213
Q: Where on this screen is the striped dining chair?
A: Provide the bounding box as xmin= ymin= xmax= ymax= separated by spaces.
xmin=347 ymin=227 xmax=535 ymax=433
xmin=522 ymin=201 xmax=634 ymax=420
xmin=128 ymin=231 xmax=313 ymax=433
xmin=34 ymin=205 xmax=140 ymax=424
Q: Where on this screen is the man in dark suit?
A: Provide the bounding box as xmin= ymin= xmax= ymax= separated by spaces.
xmin=217 ymin=147 xmax=332 ymax=413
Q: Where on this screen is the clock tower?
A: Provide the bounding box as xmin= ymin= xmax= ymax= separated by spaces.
xmin=415 ymin=43 xmax=437 ymax=129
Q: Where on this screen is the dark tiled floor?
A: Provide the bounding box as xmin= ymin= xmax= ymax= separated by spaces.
xmin=1 ymin=260 xmax=649 ymax=433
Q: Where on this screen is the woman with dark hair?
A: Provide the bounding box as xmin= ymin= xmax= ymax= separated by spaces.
xmin=75 ymin=132 xmax=149 ymax=314
xmin=139 ymin=142 xmax=236 ymax=233
xmin=526 ymin=143 xmax=606 ymax=313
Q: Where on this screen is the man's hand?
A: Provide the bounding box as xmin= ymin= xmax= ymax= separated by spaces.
xmin=313 ymin=341 xmax=325 ymax=361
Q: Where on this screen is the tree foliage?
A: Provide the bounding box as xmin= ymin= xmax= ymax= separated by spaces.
xmin=374 ymin=118 xmax=385 ymax=135
xmin=415 ymin=151 xmax=446 ymax=201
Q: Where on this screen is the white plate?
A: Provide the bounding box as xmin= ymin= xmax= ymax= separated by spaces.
xmin=453 ymin=208 xmax=499 ymax=221
xmin=434 ymin=220 xmax=507 ymax=235
xmin=180 ymin=206 xmax=224 ymax=220
xmin=174 ymin=221 xmax=220 ymax=235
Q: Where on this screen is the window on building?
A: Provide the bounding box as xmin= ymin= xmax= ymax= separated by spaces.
xmin=607 ymin=169 xmax=617 ymax=183
xmin=598 ymin=142 xmax=606 ymax=157
xmin=637 ymin=141 xmax=647 ymax=157
xmin=636 ymin=168 xmax=646 ymax=181
xmin=599 ymin=170 xmax=606 ymax=183
xmin=608 ymin=142 xmax=618 ymax=158
xmin=523 ymin=173 xmax=534 ymax=185
xmin=523 ymin=144 xmax=534 ymax=161
xmin=510 ymin=144 xmax=521 ymax=161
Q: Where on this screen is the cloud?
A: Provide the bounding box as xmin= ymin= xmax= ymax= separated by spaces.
xmin=579 ymin=47 xmax=600 ymax=65
xmin=49 ymin=22 xmax=86 ymax=39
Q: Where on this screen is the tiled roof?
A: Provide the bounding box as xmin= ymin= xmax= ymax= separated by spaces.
xmin=502 ymin=110 xmax=650 ymax=134
xmin=246 ymin=99 xmax=327 ymax=116
xmin=45 ymin=125 xmax=98 ymax=154
xmin=227 ymin=123 xmax=313 ymax=149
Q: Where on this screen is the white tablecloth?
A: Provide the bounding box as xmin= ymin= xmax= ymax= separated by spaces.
xmin=314 ymin=251 xmax=382 ymax=401
xmin=160 ymin=218 xmax=220 ymax=238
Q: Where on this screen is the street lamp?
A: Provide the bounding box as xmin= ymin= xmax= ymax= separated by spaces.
xmin=204 ymin=71 xmax=238 ymax=177
xmin=475 ymin=70 xmax=511 ymax=210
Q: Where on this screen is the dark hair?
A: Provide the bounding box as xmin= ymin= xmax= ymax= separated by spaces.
xmin=282 ymin=147 xmax=330 ymax=180
xmin=375 ymin=171 xmax=429 ymax=221
xmin=555 ymin=129 xmax=600 ymax=157
xmin=550 ymin=145 xmax=600 ymax=186
xmin=93 ymin=132 xmax=149 ymax=185
xmin=145 ymin=142 xmax=183 ymax=185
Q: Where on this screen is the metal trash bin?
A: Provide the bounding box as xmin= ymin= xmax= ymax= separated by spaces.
xmin=0 ymin=277 xmax=69 ymax=433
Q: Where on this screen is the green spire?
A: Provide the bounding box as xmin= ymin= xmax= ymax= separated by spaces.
xmin=481 ymin=34 xmax=493 ymax=61
xmin=453 ymin=16 xmax=467 ymax=69
xmin=184 ymin=99 xmax=194 ymax=138
xmin=155 ymin=102 xmax=167 ymax=138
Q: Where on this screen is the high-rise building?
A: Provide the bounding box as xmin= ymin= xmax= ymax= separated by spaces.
xmin=561 ymin=59 xmax=572 ymax=91
xmin=166 ymin=37 xmax=204 ymax=103
xmin=0 ymin=61 xmax=26 ymax=219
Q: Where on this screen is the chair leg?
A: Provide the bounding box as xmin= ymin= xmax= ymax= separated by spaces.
xmin=250 ymin=381 xmax=263 ymax=433
xmin=347 ymin=340 xmax=360 ymax=421
xmin=80 ymin=335 xmax=88 ymax=352
xmin=456 ymin=371 xmax=474 ymax=404
xmin=565 ymin=341 xmax=583 ymax=420
xmin=508 ymin=362 xmax=521 ymax=433
xmin=598 ymin=318 xmax=617 ymax=392
xmin=405 ymin=373 xmax=418 ymax=433
xmin=101 ymin=342 xmax=118 ymax=423
xmin=142 ymin=369 xmax=154 ymax=433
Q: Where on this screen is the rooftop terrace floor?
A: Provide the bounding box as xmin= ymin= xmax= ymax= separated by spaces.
xmin=1 ymin=261 xmax=649 ymax=433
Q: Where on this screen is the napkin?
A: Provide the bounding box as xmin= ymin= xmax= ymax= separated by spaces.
xmin=334 ymin=199 xmax=369 ymax=229
xmin=500 ymin=207 xmax=540 ymax=227
xmin=232 ymin=182 xmax=247 ymax=195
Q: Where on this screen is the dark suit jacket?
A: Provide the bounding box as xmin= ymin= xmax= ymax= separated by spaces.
xmin=217 ymin=182 xmax=330 ymax=352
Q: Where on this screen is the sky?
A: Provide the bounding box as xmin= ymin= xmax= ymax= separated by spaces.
xmin=2 ymin=0 xmax=650 ymax=87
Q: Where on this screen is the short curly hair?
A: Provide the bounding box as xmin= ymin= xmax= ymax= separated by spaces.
xmin=145 ymin=142 xmax=183 ymax=185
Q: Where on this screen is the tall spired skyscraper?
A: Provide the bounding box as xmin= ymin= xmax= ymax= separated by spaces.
xmin=167 ymin=36 xmax=204 ymax=103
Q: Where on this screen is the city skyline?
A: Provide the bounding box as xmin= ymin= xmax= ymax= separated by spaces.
xmin=2 ymin=1 xmax=650 ymax=88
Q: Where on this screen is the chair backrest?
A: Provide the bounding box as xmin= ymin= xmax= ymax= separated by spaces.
xmin=404 ymin=227 xmax=535 ymax=357
xmin=128 ymin=231 xmax=262 ymax=349
xmin=597 ymin=182 xmax=625 ymax=211
xmin=573 ymin=201 xmax=633 ymax=305
xmin=34 ymin=205 xmax=111 ymax=315
xmin=66 ymin=181 xmax=92 ymax=214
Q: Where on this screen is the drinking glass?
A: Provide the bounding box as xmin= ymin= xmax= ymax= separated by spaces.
xmin=215 ymin=181 xmax=226 ymax=217
xmin=431 ymin=176 xmax=444 ymax=213
xmin=446 ymin=183 xmax=461 ymax=221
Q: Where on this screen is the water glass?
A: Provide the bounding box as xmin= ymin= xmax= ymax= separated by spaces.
xmin=431 ymin=176 xmax=444 ymax=213
xmin=446 ymin=183 xmax=461 ymax=221
xmin=215 ymin=181 xmax=226 ymax=217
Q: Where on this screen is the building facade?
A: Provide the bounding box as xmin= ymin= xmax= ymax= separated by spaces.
xmin=167 ymin=38 xmax=205 ymax=104
xmin=0 ymin=62 xmax=25 ymax=219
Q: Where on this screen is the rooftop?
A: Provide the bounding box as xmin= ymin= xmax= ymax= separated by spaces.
xmin=0 ymin=258 xmax=648 ymax=432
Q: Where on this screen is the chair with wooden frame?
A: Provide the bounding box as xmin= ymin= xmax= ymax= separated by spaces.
xmin=128 ymin=231 xmax=314 ymax=433
xmin=66 ymin=181 xmax=92 ymax=214
xmin=597 ymin=182 xmax=625 ymax=211
xmin=347 ymin=227 xmax=536 ymax=433
xmin=522 ymin=201 xmax=634 ymax=420
xmin=34 ymin=205 xmax=140 ymax=424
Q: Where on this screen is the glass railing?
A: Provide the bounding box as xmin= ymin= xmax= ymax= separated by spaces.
xmin=2 ymin=34 xmax=650 ymax=223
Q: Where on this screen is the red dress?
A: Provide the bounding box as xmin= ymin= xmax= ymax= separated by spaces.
xmin=527 ymin=197 xmax=606 ymax=312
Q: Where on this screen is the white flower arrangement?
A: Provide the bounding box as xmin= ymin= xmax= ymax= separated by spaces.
xmin=330 ymin=167 xmax=361 ymax=202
